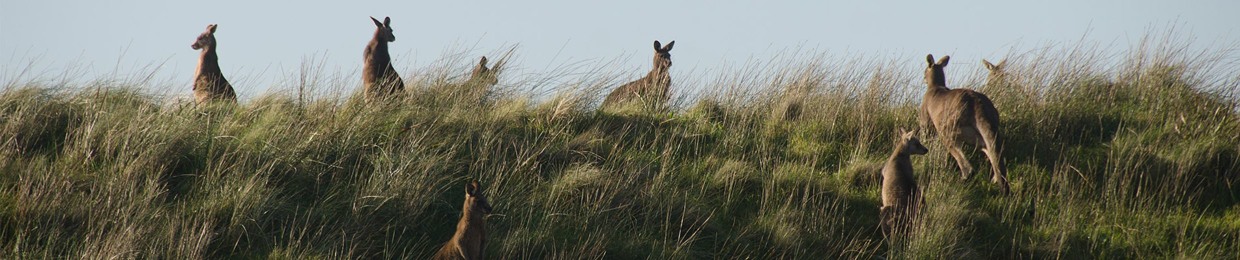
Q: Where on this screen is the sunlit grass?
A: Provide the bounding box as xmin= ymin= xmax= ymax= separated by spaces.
xmin=1 ymin=34 xmax=1238 ymax=259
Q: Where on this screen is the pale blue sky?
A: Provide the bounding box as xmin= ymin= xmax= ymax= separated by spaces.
xmin=2 ymin=0 xmax=1237 ymax=98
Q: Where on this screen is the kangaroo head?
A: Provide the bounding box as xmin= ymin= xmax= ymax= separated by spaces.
xmin=191 ymin=24 xmax=218 ymax=50
xmin=370 ymin=16 xmax=395 ymax=42
xmin=470 ymin=56 xmax=500 ymax=86
xmin=982 ymin=59 xmax=1009 ymax=85
xmin=465 ymin=180 xmax=493 ymax=215
xmin=652 ymin=40 xmax=675 ymax=70
xmin=924 ymin=54 xmax=950 ymax=88
xmin=899 ymin=128 xmax=929 ymax=155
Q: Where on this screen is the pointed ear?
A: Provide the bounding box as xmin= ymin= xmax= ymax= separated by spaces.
xmin=653 ymin=40 xmax=663 ymax=51
xmin=371 ymin=16 xmax=383 ymax=27
xmin=206 ymin=24 xmax=217 ymax=33
xmin=996 ymin=59 xmax=1007 ymax=69
xmin=937 ymin=55 xmax=950 ymax=66
xmin=478 ymin=56 xmax=489 ymax=68
xmin=383 ymin=16 xmax=392 ymax=27
xmin=662 ymin=41 xmax=675 ymax=52
xmin=898 ymin=127 xmax=908 ymax=136
xmin=926 ymin=54 xmax=935 ymax=67
xmin=982 ymin=59 xmax=995 ymax=70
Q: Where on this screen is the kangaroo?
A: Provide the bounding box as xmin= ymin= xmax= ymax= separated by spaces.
xmin=190 ymin=24 xmax=237 ymax=104
xmin=362 ymin=16 xmax=405 ymax=100
xmin=920 ymin=54 xmax=1011 ymax=194
xmin=460 ymin=56 xmax=501 ymax=103
xmin=880 ymin=128 xmax=928 ymax=237
xmin=981 ymin=59 xmax=1009 ymax=88
xmin=433 ymin=180 xmax=493 ymax=260
xmin=601 ymin=40 xmax=674 ymax=110
xmin=468 ymin=56 xmax=500 ymax=88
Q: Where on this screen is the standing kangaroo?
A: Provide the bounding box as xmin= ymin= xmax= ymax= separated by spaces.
xmin=190 ymin=24 xmax=237 ymax=104
xmin=362 ymin=16 xmax=405 ymax=100
xmin=433 ymin=180 xmax=493 ymax=260
xmin=880 ymin=128 xmax=928 ymax=237
xmin=920 ymin=54 xmax=1011 ymax=194
xmin=601 ymin=40 xmax=674 ymax=110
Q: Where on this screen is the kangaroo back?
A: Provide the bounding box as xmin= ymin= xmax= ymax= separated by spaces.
xmin=921 ymin=54 xmax=1011 ymax=194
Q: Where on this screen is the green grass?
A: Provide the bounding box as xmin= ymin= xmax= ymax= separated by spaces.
xmin=2 ymin=38 xmax=1238 ymax=259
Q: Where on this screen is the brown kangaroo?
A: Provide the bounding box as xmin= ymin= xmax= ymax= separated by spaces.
xmin=920 ymin=54 xmax=1011 ymax=194
xmin=458 ymin=56 xmax=500 ymax=103
xmin=468 ymin=56 xmax=500 ymax=88
xmin=982 ymin=59 xmax=1008 ymax=85
xmin=982 ymin=59 xmax=1014 ymax=92
xmin=190 ymin=24 xmax=237 ymax=104
xmin=362 ymin=16 xmax=405 ymax=100
xmin=433 ymin=180 xmax=493 ymax=260
xmin=880 ymin=128 xmax=928 ymax=237
xmin=601 ymin=40 xmax=674 ymax=110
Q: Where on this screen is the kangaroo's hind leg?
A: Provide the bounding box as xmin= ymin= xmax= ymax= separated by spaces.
xmin=977 ymin=124 xmax=1011 ymax=194
xmin=946 ymin=142 xmax=974 ymax=180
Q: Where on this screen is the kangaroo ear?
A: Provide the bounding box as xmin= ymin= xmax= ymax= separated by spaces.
xmin=982 ymin=59 xmax=995 ymax=70
xmin=206 ymin=24 xmax=217 ymax=33
xmin=478 ymin=56 xmax=489 ymax=68
xmin=662 ymin=41 xmax=675 ymax=52
xmin=996 ymin=59 xmax=1007 ymax=69
xmin=898 ymin=127 xmax=908 ymax=136
xmin=653 ymin=40 xmax=663 ymax=51
xmin=371 ymin=16 xmax=383 ymax=27
xmin=937 ymin=55 xmax=950 ymax=66
xmin=926 ymin=54 xmax=936 ymax=67
xmin=383 ymin=16 xmax=392 ymax=27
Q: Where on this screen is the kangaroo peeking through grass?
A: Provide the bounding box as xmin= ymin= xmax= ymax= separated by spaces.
xmin=362 ymin=16 xmax=405 ymax=100
xmin=983 ymin=58 xmax=1034 ymax=104
xmin=982 ymin=59 xmax=1009 ymax=88
xmin=880 ymin=128 xmax=927 ymax=238
xmin=469 ymin=56 xmax=500 ymax=88
xmin=433 ymin=180 xmax=493 ymax=260
xmin=602 ymin=40 xmax=674 ymax=111
xmin=460 ymin=56 xmax=502 ymax=103
xmin=920 ymin=54 xmax=1011 ymax=194
xmin=190 ymin=24 xmax=237 ymax=104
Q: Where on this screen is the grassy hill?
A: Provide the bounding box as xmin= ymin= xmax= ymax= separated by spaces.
xmin=2 ymin=41 xmax=1238 ymax=259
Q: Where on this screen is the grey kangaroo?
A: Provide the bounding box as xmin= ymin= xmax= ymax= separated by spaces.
xmin=920 ymin=54 xmax=1011 ymax=194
